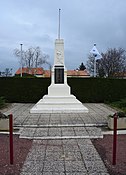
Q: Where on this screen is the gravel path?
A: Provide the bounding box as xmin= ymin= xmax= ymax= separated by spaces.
xmin=0 ymin=134 xmax=32 ymax=175
xmin=92 ymin=135 xmax=126 ymax=175
xmin=20 ymin=139 xmax=109 ymax=175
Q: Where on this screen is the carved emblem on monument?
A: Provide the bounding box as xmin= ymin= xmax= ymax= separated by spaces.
xmin=56 ymin=50 xmax=63 ymax=64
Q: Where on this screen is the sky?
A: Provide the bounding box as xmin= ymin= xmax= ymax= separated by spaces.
xmin=0 ymin=0 xmax=126 ymax=73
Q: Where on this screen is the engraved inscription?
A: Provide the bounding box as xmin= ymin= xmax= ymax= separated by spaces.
xmin=55 ymin=67 xmax=64 ymax=84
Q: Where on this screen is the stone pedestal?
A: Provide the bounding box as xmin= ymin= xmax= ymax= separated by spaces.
xmin=30 ymin=84 xmax=88 ymax=113
xmin=30 ymin=39 xmax=88 ymax=113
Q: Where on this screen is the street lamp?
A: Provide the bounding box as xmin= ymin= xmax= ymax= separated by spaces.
xmin=20 ymin=44 xmax=23 ymax=77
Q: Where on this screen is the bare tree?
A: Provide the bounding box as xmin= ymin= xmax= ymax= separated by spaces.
xmin=14 ymin=46 xmax=49 ymax=68
xmin=0 ymin=68 xmax=12 ymax=77
xmin=87 ymin=48 xmax=126 ymax=78
xmin=96 ymin=59 xmax=105 ymax=77
xmin=97 ymin=48 xmax=126 ymax=77
xmin=86 ymin=54 xmax=95 ymax=76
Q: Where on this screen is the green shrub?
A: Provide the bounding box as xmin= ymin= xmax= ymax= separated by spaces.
xmin=109 ymin=98 xmax=126 ymax=113
xmin=108 ymin=111 xmax=126 ymax=118
xmin=117 ymin=111 xmax=126 ymax=117
xmin=0 ymin=97 xmax=6 ymax=109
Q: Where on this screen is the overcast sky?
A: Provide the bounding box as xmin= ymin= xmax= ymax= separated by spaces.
xmin=0 ymin=0 xmax=126 ymax=73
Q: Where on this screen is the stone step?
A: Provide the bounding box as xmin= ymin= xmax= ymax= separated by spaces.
xmin=43 ymin=95 xmax=76 ymax=100
xmin=38 ymin=102 xmax=82 ymax=105
xmin=18 ymin=126 xmax=103 ymax=139
xmin=30 ymin=105 xmax=88 ymax=113
xmin=19 ymin=135 xmax=103 ymax=139
xmin=14 ymin=123 xmax=107 ymax=128
xmin=30 ymin=109 xmax=87 ymax=113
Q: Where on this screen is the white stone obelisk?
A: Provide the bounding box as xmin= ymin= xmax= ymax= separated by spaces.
xmin=30 ymin=9 xmax=88 ymax=113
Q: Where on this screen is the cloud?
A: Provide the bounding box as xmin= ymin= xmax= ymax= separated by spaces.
xmin=0 ymin=0 xmax=126 ymax=73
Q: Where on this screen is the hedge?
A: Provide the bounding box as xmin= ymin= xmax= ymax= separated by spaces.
xmin=0 ymin=77 xmax=50 ymax=103
xmin=0 ymin=77 xmax=126 ymax=103
xmin=68 ymin=78 xmax=126 ymax=103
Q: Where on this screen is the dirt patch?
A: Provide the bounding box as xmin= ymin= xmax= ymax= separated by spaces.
xmin=0 ymin=134 xmax=32 ymax=175
xmin=92 ymin=135 xmax=126 ymax=175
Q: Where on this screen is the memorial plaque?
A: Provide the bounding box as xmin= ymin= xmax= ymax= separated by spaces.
xmin=55 ymin=66 xmax=64 ymax=84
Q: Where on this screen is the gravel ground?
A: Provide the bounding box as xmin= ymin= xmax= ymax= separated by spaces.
xmin=0 ymin=134 xmax=32 ymax=175
xmin=92 ymin=135 xmax=126 ymax=175
xmin=1 ymin=133 xmax=126 ymax=175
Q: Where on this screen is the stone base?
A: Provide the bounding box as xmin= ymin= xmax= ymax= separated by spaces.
xmin=30 ymin=94 xmax=88 ymax=113
xmin=48 ymin=84 xmax=70 ymax=96
xmin=30 ymin=83 xmax=88 ymax=113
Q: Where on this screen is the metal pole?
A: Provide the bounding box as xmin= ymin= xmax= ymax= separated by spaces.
xmin=58 ymin=9 xmax=61 ymax=39
xmin=112 ymin=113 xmax=117 ymax=165
xmin=20 ymin=44 xmax=23 ymax=77
xmin=9 ymin=114 xmax=13 ymax=164
xmin=93 ymin=43 xmax=96 ymax=77
xmin=94 ymin=56 xmax=96 ymax=77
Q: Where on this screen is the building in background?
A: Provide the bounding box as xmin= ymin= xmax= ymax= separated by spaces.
xmin=15 ymin=67 xmax=90 ymax=78
xmin=67 ymin=69 xmax=90 ymax=78
xmin=15 ymin=67 xmax=44 ymax=77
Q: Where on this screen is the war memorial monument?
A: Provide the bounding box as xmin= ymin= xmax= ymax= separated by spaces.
xmin=30 ymin=10 xmax=88 ymax=113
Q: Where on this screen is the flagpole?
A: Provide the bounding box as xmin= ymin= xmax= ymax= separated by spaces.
xmin=90 ymin=43 xmax=102 ymax=77
xmin=58 ymin=8 xmax=61 ymax=39
xmin=20 ymin=44 xmax=23 ymax=77
xmin=94 ymin=56 xmax=96 ymax=77
xmin=94 ymin=43 xmax=96 ymax=77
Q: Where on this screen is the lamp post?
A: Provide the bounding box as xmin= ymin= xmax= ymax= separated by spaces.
xmin=20 ymin=44 xmax=23 ymax=77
